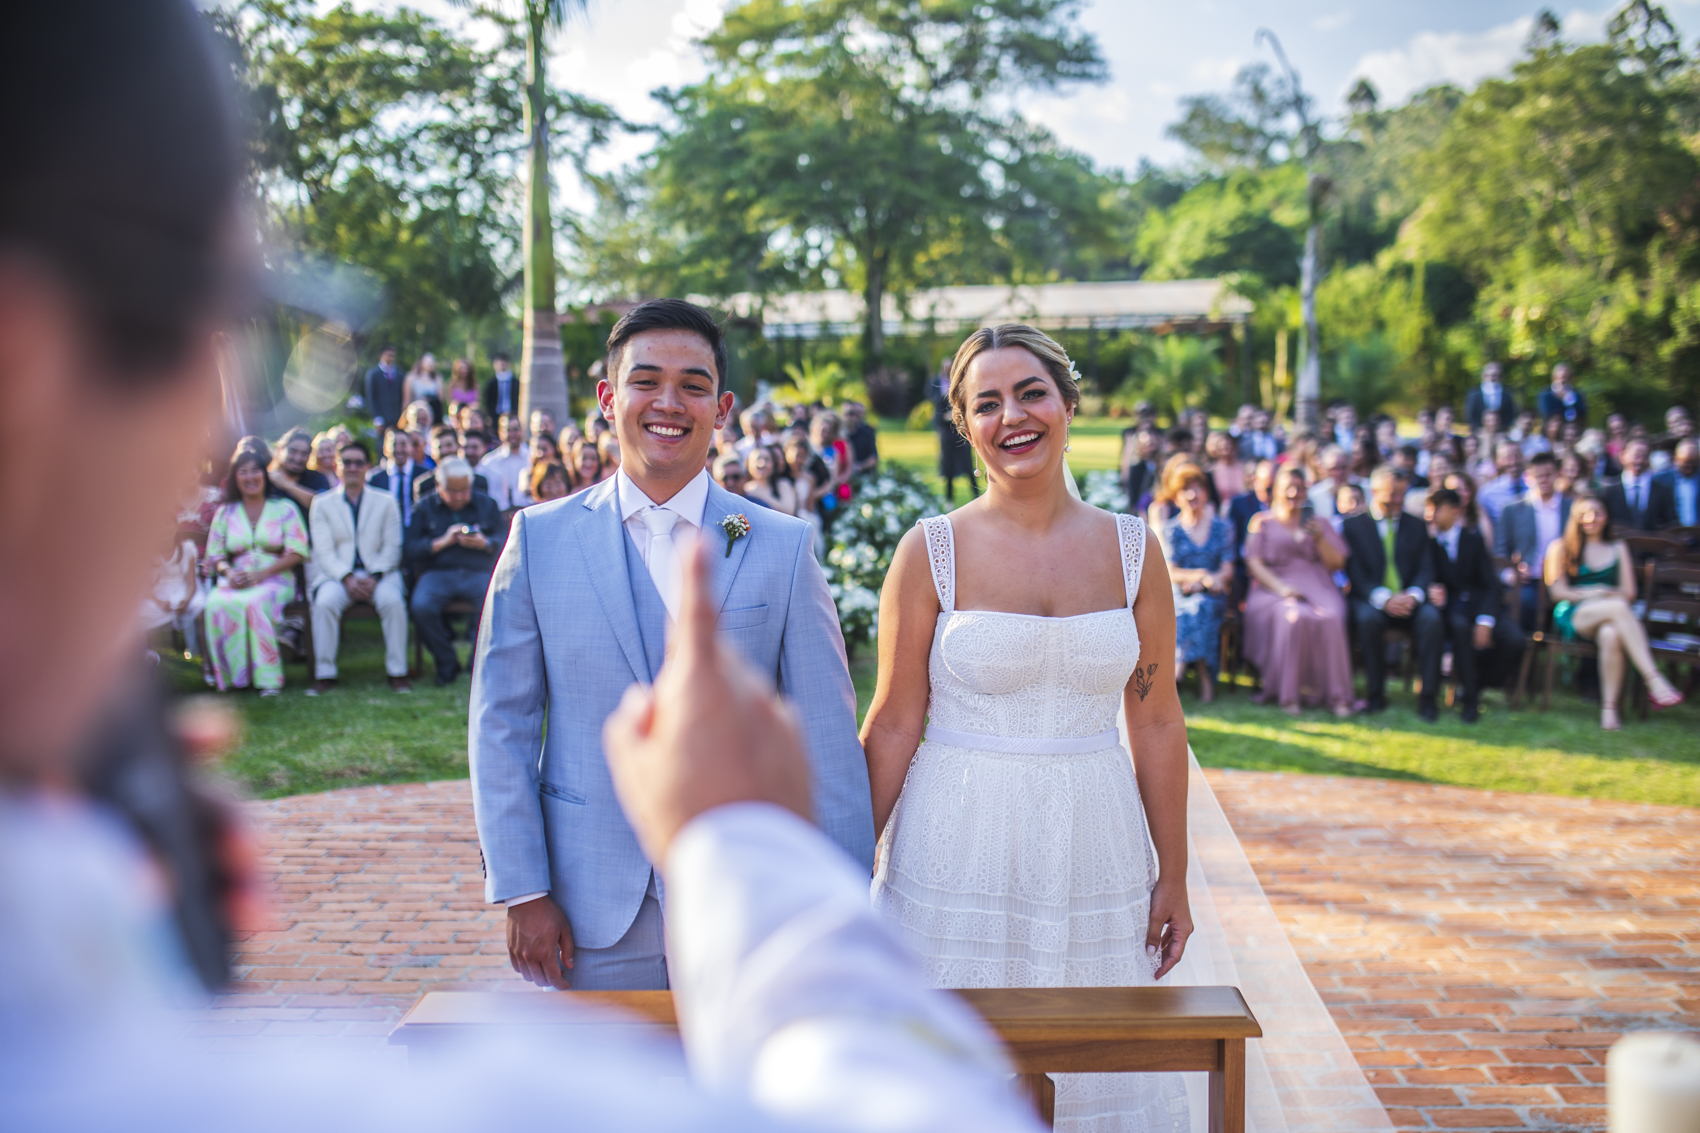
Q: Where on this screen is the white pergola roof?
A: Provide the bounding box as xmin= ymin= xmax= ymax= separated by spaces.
xmin=709 ymin=279 xmax=1252 ymax=339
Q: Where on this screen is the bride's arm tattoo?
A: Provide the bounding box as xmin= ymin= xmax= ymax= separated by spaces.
xmin=1133 ymin=661 xmax=1159 ymax=701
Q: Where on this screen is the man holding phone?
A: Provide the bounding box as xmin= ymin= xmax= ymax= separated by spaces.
xmin=407 ymin=457 xmax=505 ymax=685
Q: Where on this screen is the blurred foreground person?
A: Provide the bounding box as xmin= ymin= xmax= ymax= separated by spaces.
xmin=0 ymin=6 xmax=1041 ymax=1133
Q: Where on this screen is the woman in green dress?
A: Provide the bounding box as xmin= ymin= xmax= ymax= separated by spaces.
xmin=204 ymin=449 xmax=309 ymax=695
xmin=1543 ymin=495 xmax=1683 ymax=730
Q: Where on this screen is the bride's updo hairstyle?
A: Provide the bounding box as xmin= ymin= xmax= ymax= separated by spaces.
xmin=946 ymin=324 xmax=1081 ymax=439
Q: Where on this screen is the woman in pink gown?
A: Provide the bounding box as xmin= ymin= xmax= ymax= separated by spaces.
xmin=1243 ymin=464 xmax=1359 ymax=716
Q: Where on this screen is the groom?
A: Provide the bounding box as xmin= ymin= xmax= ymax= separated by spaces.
xmin=470 ymin=298 xmax=874 ymax=990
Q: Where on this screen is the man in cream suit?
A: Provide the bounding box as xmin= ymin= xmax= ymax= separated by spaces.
xmin=471 ymin=298 xmax=874 ymax=991
xmin=307 ymin=439 xmax=411 ymax=694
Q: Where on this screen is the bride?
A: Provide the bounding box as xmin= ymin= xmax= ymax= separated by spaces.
xmin=864 ymin=324 xmax=1192 ymax=1131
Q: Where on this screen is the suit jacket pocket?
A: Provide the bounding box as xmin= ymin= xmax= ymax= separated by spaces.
xmin=539 ymin=780 xmax=586 ymax=805
xmin=718 ymin=604 xmax=769 ymax=630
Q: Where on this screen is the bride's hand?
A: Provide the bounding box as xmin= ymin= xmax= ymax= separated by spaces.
xmin=1147 ymin=875 xmax=1193 ymax=980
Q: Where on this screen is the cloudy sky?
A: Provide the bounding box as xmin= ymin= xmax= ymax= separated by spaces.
xmin=373 ymin=0 xmax=1700 ymax=182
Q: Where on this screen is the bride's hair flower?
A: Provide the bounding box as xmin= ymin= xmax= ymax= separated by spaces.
xmin=720 ymin=513 xmax=752 ymax=557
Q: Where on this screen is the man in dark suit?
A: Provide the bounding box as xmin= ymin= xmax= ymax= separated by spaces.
xmin=367 ymin=427 xmax=430 ymax=532
xmin=1604 ymin=438 xmax=1669 ymax=532
xmin=1495 ymin=452 xmax=1571 ymax=630
xmin=1343 ymin=465 xmax=1442 ymax=718
xmin=363 ymin=344 xmax=405 ymax=431
xmin=483 ymin=351 xmax=520 ymax=421
xmin=1122 ymin=424 xmax=1161 ymax=512
xmin=1535 ymin=362 xmax=1587 ymax=425
xmin=1463 ymin=362 xmax=1516 ymax=432
xmin=1227 ymin=459 xmax=1274 ymax=599
xmin=1424 ymin=488 xmax=1527 ymax=723
xmin=1651 ymin=438 xmax=1699 ymax=530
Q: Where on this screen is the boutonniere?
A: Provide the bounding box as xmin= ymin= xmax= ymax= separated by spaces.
xmin=719 ymin=513 xmax=751 ymax=557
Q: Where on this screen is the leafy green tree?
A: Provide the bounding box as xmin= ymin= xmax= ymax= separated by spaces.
xmin=589 ymin=0 xmax=1117 ymax=373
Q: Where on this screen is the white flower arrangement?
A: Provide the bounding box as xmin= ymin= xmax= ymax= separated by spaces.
xmin=824 ymin=466 xmax=944 ymax=653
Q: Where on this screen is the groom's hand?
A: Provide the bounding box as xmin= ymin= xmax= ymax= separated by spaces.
xmin=507 ymin=898 xmax=575 ymax=989
xmin=603 ymin=534 xmax=813 ymax=867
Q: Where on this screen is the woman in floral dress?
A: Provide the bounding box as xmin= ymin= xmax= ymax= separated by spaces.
xmin=204 ymin=449 xmax=309 ymax=694
xmin=1158 ymin=462 xmax=1234 ymax=702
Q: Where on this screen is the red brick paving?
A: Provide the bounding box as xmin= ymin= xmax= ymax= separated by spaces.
xmin=205 ymin=773 xmax=1700 ymax=1130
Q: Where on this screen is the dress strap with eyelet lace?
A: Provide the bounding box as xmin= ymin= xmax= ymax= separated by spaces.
xmin=918 ymin=514 xmax=956 ymax=613
xmin=1114 ymin=512 xmax=1147 ymax=610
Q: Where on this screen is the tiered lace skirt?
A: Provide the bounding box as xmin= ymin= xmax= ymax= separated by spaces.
xmin=873 ymin=738 xmax=1190 ymax=1132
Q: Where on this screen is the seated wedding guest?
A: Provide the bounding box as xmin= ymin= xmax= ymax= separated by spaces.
xmin=446 ymin=357 xmax=479 ymax=413
xmin=1240 ymin=406 xmax=1283 ymax=460
xmin=1330 ymin=401 xmax=1358 ymax=451
xmin=307 ymin=440 xmax=410 ymax=695
xmin=460 ymin=427 xmax=490 ymax=472
xmin=1442 ymin=470 xmax=1495 ymax=555
xmin=1425 ymin=488 xmax=1526 ymax=723
xmin=1497 ymin=451 xmax=1571 ymax=629
xmin=568 ymin=439 xmax=606 ymax=490
xmin=713 ymin=452 xmax=762 ymax=504
xmin=1160 ymin=463 xmax=1234 ymax=703
xmin=1406 ymin=451 xmax=1452 ymax=516
xmin=1472 ymin=410 xmax=1504 ymax=480
xmin=204 ymin=448 xmax=309 ymax=696
xmin=1307 ymin=444 xmax=1354 ymax=517
xmin=1652 ymin=438 xmax=1699 ymax=529
xmin=1557 ymin=450 xmax=1588 ymax=499
xmin=598 ymin=432 xmax=622 ymax=475
xmin=268 ymin=426 xmax=330 ymax=521
xmin=400 ymin=398 xmax=435 ymax=440
xmin=138 ymin=531 xmax=206 ymax=660
xmin=416 ymin=425 xmax=489 ymax=501
xmin=1350 ymin=432 xmax=1382 ymax=480
xmin=407 ymin=457 xmax=505 ymax=686
xmin=529 ymin=406 xmax=557 ymax=445
xmin=558 ymin=421 xmax=585 ymax=451
xmin=1335 ymin=482 xmax=1366 ymax=523
xmin=308 ymin=430 xmax=339 ymax=478
xmin=1544 ymin=496 xmax=1684 ymax=728
xmin=1344 ymin=465 xmax=1442 ymax=718
xmin=367 ymin=427 xmax=428 ymax=531
xmin=1603 ymin=437 xmax=1665 ymax=531
xmin=744 ymin=445 xmax=798 ymax=516
xmin=529 ymin=429 xmax=561 ymax=473
xmin=1243 ymin=465 xmax=1356 ymax=717
xmin=528 ymin=461 xmax=569 ymax=505
xmin=478 ymin=413 xmax=530 ymax=511
xmin=1204 ymin=430 xmax=1245 ymax=500
xmin=1228 ymin=458 xmax=1274 ymax=561
xmin=1478 ymin=439 xmax=1526 ymax=526
xmin=1652 ymin=405 xmax=1694 ymax=470
xmin=1390 ymin=443 xmax=1425 ymax=489
xmin=1373 ymin=415 xmax=1399 ymax=462
xmin=1510 ymin=408 xmax=1539 ymax=448
xmin=1605 ymin=412 xmax=1629 ymax=459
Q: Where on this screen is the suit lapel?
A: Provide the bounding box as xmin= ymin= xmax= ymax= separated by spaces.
xmin=702 ymin=483 xmax=754 ymax=614
xmin=576 ymin=480 xmax=650 ymax=684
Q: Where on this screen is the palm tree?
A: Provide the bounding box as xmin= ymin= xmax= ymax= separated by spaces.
xmin=460 ymin=0 xmax=584 ymax=426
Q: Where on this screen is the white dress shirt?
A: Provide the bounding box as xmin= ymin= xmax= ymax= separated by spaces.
xmin=1531 ymin=491 xmax=1563 ymax=567
xmin=477 ymin=444 xmax=530 ymax=510
xmin=1480 ymin=381 xmax=1503 ymax=412
xmin=617 ymin=467 xmax=711 ymax=574
xmin=504 ymin=468 xmax=714 ymax=912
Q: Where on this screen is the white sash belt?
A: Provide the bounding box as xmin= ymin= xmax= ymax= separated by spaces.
xmin=923 ymin=725 xmax=1120 ymax=756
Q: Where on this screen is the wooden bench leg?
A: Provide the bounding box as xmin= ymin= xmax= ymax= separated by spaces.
xmin=1209 ymin=1037 xmax=1245 ymax=1133
xmin=1018 ymin=1073 xmax=1055 ymax=1128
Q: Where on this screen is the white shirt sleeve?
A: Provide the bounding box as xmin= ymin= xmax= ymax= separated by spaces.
xmin=503 ymin=892 xmax=547 ymax=908
xmin=667 ymin=803 xmax=1041 ymax=1133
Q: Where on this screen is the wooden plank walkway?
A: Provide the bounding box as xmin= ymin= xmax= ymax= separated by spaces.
xmin=194 ymin=771 xmax=1700 ymax=1132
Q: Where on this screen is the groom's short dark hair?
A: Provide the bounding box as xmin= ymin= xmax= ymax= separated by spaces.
xmin=605 ymin=299 xmax=728 ymax=391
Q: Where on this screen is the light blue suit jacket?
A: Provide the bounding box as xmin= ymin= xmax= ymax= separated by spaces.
xmin=469 ymin=476 xmax=874 ymax=949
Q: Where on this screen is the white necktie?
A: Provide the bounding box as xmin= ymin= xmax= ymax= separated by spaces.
xmin=640 ymin=506 xmax=682 ymax=621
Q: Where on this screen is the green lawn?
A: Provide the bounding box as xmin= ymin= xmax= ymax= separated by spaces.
xmin=172 ymin=617 xmax=1699 ymax=807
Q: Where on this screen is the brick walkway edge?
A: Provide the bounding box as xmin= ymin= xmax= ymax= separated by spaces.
xmin=206 ymin=772 xmax=1700 ymax=1132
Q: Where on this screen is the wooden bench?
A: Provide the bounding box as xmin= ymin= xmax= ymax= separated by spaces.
xmin=390 ymin=986 xmax=1262 ymax=1131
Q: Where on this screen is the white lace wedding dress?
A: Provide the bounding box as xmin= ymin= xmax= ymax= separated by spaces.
xmin=872 ymin=512 xmax=1189 ymax=1132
